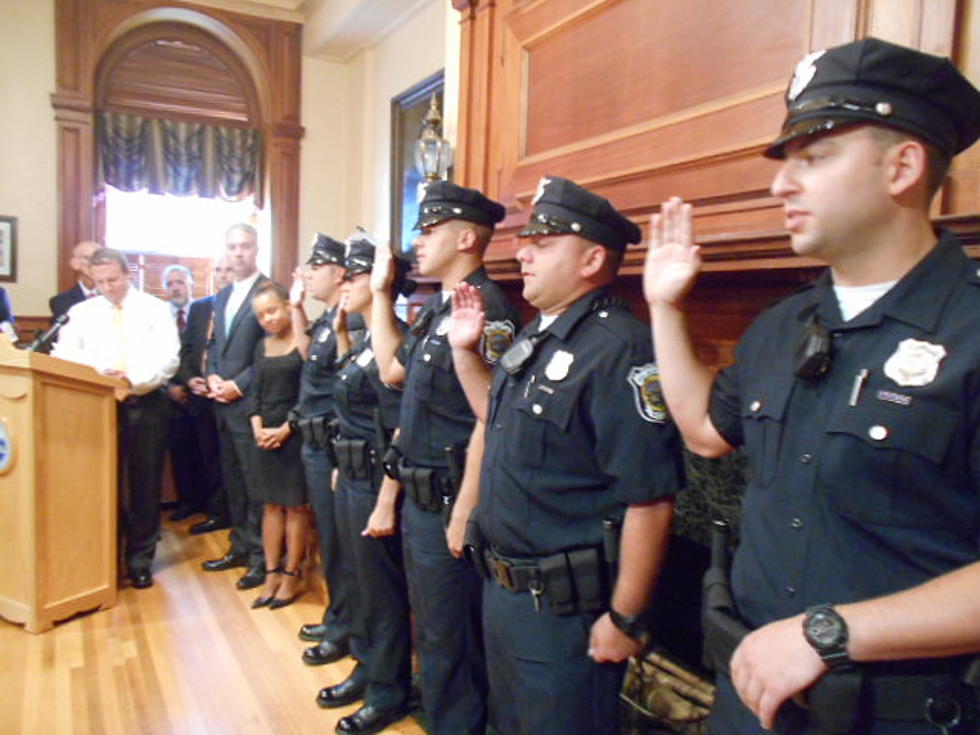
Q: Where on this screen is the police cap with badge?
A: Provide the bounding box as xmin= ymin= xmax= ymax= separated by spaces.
xmin=766 ymin=36 xmax=980 ymax=159
xmin=307 ymin=232 xmax=346 ymax=267
xmin=344 ymin=230 xmax=415 ymax=296
xmin=413 ymin=180 xmax=507 ymax=231
xmin=519 ymin=176 xmax=642 ymax=252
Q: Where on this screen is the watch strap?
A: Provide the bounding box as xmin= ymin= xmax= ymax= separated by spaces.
xmin=609 ymin=608 xmax=646 ymax=640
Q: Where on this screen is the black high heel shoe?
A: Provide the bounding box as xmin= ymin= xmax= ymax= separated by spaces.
xmin=269 ymin=568 xmax=304 ymax=610
xmin=251 ymin=567 xmax=283 ymax=609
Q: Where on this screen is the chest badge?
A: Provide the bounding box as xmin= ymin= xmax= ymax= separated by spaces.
xmin=481 ymin=319 xmax=516 ymax=363
xmin=545 ymin=350 xmax=574 ymax=381
xmin=435 ymin=316 xmax=451 ymax=336
xmin=883 ymin=338 xmax=946 ymax=388
xmin=628 ymin=363 xmax=669 ymax=424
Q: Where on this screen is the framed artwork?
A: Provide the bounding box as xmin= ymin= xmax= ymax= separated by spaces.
xmin=390 ymin=71 xmax=447 ymax=260
xmin=0 ymin=216 xmax=16 ymax=282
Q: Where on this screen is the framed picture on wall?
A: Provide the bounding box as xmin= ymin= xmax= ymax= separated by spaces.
xmin=390 ymin=71 xmax=447 ymax=261
xmin=0 ymin=216 xmax=16 ymax=282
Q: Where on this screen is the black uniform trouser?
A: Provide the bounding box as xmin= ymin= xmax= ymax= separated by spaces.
xmin=483 ymin=579 xmax=624 ymax=735
xmin=117 ymin=390 xmax=169 ymax=571
xmin=402 ymin=499 xmax=487 ymax=735
xmin=186 ymin=397 xmax=223 ymax=513
xmin=212 ymin=408 xmax=263 ymax=566
xmin=335 ymin=472 xmax=411 ymax=710
xmin=166 ymin=397 xmax=206 ymax=510
xmin=303 ymin=441 xmax=362 ymax=656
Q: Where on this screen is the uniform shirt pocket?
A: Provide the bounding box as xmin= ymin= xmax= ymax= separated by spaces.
xmin=740 ymin=377 xmax=795 ymax=489
xmin=513 ymin=383 xmax=578 ymax=466
xmin=821 ymin=398 xmax=961 ymax=529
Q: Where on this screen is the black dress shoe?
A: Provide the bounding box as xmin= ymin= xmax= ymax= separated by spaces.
xmin=130 ymin=569 xmax=154 ymax=589
xmin=236 ymin=566 xmax=266 ymax=590
xmin=299 ymin=622 xmax=328 ymax=642
xmin=316 ymin=671 xmax=367 ymax=709
xmin=170 ymin=505 xmax=204 ymax=522
xmin=335 ymin=704 xmax=407 ymax=734
xmin=302 ymin=639 xmax=350 ymax=666
xmin=189 ymin=517 xmax=230 ymax=535
xmin=201 ymin=551 xmax=248 ymax=572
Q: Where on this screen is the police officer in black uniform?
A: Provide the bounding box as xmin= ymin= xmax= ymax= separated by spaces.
xmin=453 ymin=176 xmax=685 ymax=735
xmin=318 ymin=237 xmax=413 ymax=735
xmin=644 ymin=38 xmax=980 ymax=735
xmin=288 ymin=234 xmax=364 ymax=667
xmin=369 ymin=181 xmax=522 ymax=735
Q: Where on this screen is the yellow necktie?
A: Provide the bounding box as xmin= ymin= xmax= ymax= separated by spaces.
xmin=112 ymin=303 xmax=127 ymax=372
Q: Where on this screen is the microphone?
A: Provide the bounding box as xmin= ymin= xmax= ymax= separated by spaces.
xmin=27 ymin=314 xmax=70 ymax=352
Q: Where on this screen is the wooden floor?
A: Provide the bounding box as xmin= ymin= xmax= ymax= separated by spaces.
xmin=0 ymin=515 xmax=426 ymax=735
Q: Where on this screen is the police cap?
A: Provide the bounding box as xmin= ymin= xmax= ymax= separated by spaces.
xmin=518 ymin=176 xmax=641 ymax=252
xmin=306 ymin=232 xmax=346 ymax=267
xmin=766 ymin=37 xmax=980 ymax=159
xmin=344 ymin=232 xmax=415 ymax=296
xmin=413 ymin=180 xmax=506 ymax=231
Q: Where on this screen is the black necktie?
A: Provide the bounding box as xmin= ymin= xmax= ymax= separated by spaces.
xmin=176 ymin=308 xmax=186 ymax=333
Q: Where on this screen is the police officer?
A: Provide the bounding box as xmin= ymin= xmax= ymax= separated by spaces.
xmin=369 ymin=181 xmax=522 ymax=735
xmin=643 ymin=38 xmax=980 ymax=734
xmin=452 ymin=176 xmax=685 ymax=735
xmin=288 ymin=234 xmax=363 ymax=666
xmin=319 ymin=237 xmax=413 ymax=735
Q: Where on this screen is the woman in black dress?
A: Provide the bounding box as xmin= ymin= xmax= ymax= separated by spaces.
xmin=247 ymin=281 xmax=307 ymax=609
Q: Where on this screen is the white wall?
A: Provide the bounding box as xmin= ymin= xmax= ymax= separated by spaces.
xmin=0 ymin=0 xmax=58 ymax=316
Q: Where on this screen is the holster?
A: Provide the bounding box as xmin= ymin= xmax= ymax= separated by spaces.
xmin=332 ymin=438 xmax=373 ymax=481
xmin=463 ymin=519 xmax=489 ymax=579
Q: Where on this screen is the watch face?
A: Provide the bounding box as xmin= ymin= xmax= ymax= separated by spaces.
xmin=807 ymin=610 xmax=843 ymax=647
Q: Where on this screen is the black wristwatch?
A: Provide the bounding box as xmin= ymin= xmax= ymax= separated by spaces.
xmin=803 ymin=604 xmax=853 ymax=673
xmin=609 ymin=608 xmax=647 ymax=641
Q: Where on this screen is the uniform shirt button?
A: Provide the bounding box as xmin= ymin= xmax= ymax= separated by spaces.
xmin=789 ymin=517 xmax=803 ymax=529
xmin=532 ymin=404 xmax=543 ymax=415
xmin=800 ymin=453 xmax=813 ymax=464
xmin=423 ymin=354 xmax=432 ymax=363
xmin=868 ymin=425 xmax=888 ymax=441
xmin=598 ymin=310 xmax=608 ymax=318
xmin=749 ymin=400 xmax=762 ymax=412
xmin=785 ymin=586 xmax=796 ymax=598
xmin=341 ymin=374 xmax=347 ymax=381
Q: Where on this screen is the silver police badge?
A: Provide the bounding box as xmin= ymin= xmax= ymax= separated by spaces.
xmin=787 ymin=49 xmax=826 ymax=102
xmin=883 ymin=338 xmax=946 ymax=387
xmin=545 ymin=350 xmax=574 ymax=381
xmin=628 ymin=363 xmax=668 ymax=424
xmin=481 ymin=319 xmax=516 ymax=363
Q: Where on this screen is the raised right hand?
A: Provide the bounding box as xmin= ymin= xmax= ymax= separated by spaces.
xmin=448 ymin=282 xmax=486 ymax=353
xmin=643 ymin=197 xmax=701 ymax=308
xmin=370 ymin=240 xmax=394 ymax=293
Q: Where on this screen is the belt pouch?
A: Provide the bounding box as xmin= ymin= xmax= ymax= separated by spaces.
xmin=567 ymin=547 xmax=603 ymax=613
xmin=539 ymin=553 xmax=577 ymax=615
xmin=463 ymin=520 xmax=489 ymax=579
xmin=806 ymin=670 xmax=865 ymax=734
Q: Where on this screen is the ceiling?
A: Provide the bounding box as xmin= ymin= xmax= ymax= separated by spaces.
xmin=183 ymin=0 xmax=433 ymax=61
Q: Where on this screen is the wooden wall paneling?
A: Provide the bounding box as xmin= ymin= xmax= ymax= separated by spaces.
xmin=453 ymin=0 xmax=477 ymax=184
xmin=268 ymin=133 xmax=302 ymax=285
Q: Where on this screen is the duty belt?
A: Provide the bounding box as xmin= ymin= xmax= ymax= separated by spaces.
xmin=481 ymin=545 xmax=605 ymax=616
xmin=297 ymin=415 xmax=332 ymax=448
xmin=398 ymin=462 xmax=454 ymax=513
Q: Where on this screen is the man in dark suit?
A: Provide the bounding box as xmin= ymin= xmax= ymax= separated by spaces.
xmin=200 ymin=224 xmax=270 ymax=590
xmin=49 ymin=241 xmax=103 ymax=320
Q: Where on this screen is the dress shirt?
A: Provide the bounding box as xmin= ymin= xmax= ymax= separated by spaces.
xmin=54 ymin=286 xmax=179 ymax=395
xmin=79 ymin=282 xmax=98 ymax=299
xmin=224 ymin=271 xmax=261 ymax=334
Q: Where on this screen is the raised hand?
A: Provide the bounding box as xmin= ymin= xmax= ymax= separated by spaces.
xmin=448 ymin=282 xmax=486 ymax=352
xmin=642 ymin=197 xmax=701 ymax=308
xmin=289 ymin=267 xmax=306 ymax=306
xmin=370 ymin=240 xmax=395 ymax=293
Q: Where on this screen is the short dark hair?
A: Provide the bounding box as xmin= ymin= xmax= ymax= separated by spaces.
xmin=252 ymin=280 xmax=288 ymax=303
xmin=867 ymin=125 xmax=952 ymax=202
xmin=90 ymin=248 xmax=130 ymax=274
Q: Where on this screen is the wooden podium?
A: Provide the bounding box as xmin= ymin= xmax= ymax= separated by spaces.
xmin=0 ymin=335 xmax=123 ymax=633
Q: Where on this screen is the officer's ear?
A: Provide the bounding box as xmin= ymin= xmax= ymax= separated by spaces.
xmin=456 ymin=226 xmax=478 ymax=253
xmin=884 ymin=138 xmax=929 ymax=205
xmin=578 ymin=242 xmax=608 ymax=280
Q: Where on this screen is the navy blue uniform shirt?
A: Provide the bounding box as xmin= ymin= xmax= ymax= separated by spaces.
xmin=335 ymin=330 xmax=405 ymax=446
xmin=476 ymin=288 xmax=685 ymax=558
xmin=397 ymin=267 xmax=521 ymax=468
xmin=709 ymin=230 xmax=980 ymax=630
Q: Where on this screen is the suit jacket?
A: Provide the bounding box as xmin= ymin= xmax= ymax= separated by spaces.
xmin=49 ymin=283 xmax=86 ymax=320
xmin=176 ymin=295 xmax=215 ymax=386
xmin=207 ymin=275 xmax=268 ymax=431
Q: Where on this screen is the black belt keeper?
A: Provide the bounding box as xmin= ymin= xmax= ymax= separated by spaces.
xmin=333 ymin=439 xmax=373 ymax=480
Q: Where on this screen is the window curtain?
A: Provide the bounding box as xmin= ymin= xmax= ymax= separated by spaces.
xmin=96 ymin=111 xmax=264 ymax=205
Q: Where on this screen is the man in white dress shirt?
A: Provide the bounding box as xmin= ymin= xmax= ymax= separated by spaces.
xmin=54 ymin=248 xmax=179 ymax=589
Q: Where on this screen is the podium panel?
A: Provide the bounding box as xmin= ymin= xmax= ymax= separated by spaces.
xmin=0 ymin=336 xmax=121 ymax=633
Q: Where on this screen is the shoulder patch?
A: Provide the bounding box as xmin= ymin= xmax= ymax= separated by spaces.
xmin=481 ymin=319 xmax=516 ymax=363
xmin=627 ymin=363 xmax=669 ymax=424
